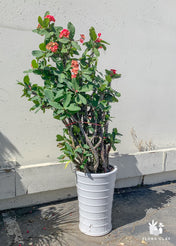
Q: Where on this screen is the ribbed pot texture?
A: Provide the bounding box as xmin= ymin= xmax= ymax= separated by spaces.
xmin=76 ymin=166 xmax=117 ymax=236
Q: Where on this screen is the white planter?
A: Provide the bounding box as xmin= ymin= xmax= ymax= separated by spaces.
xmin=76 ymin=166 xmax=117 ymax=236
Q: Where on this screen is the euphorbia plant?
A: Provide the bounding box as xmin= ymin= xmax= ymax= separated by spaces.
xmin=18 ymin=11 xmax=121 ymax=173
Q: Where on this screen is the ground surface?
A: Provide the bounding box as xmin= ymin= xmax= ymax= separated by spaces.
xmin=0 ymin=182 xmax=176 ymax=246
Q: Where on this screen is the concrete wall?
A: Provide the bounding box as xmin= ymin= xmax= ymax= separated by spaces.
xmin=0 ymin=1 xmax=176 ymax=209
xmin=1 ymin=0 xmax=176 ymax=167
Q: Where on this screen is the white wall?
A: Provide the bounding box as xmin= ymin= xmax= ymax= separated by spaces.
xmin=1 ymin=0 xmax=176 ymax=167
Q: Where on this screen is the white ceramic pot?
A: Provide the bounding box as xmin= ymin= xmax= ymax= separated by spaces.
xmin=76 ymin=166 xmax=117 ymax=236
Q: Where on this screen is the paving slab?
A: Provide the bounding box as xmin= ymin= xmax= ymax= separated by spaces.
xmin=1 ymin=181 xmax=176 ymax=246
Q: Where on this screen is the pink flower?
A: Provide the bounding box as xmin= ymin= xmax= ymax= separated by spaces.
xmin=59 ymin=29 xmax=70 ymax=38
xmin=26 ymin=230 xmax=29 ymax=233
xmin=95 ymin=33 xmax=102 ymax=43
xmin=71 ymin=74 xmax=77 ymax=79
xmin=50 ymin=45 xmax=58 ymax=52
xmin=80 ymin=34 xmax=85 ymax=40
xmin=44 ymin=15 xmax=55 ymax=22
xmin=111 ymin=69 xmax=117 ymax=74
xmin=46 ymin=42 xmax=58 ymax=52
xmin=71 ymin=60 xmax=79 ymax=78
xmin=79 ymin=34 xmax=85 ymax=43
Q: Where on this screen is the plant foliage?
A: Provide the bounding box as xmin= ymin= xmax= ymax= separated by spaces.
xmin=18 ymin=12 xmax=122 ymax=173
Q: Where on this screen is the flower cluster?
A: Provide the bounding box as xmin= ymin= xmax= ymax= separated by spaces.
xmin=71 ymin=60 xmax=79 ymax=78
xmin=59 ymin=29 xmax=70 ymax=38
xmin=110 ymin=69 xmax=117 ymax=75
xmin=80 ymin=34 xmax=85 ymax=43
xmin=44 ymin=15 xmax=55 ymax=22
xmin=46 ymin=42 xmax=59 ymax=52
xmin=95 ymin=33 xmax=102 ymax=43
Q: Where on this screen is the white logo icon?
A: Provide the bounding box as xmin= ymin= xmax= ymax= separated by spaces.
xmin=149 ymin=220 xmax=164 ymax=236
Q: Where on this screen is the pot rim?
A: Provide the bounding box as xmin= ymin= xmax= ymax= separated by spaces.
xmin=76 ymin=165 xmax=117 ymax=178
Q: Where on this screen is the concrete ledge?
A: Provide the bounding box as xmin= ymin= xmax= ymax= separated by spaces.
xmin=0 ymin=187 xmax=77 ymax=211
xmin=0 ymin=148 xmax=176 ymax=210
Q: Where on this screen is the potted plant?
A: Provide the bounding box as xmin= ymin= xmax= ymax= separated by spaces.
xmin=18 ymin=11 xmax=121 ymax=236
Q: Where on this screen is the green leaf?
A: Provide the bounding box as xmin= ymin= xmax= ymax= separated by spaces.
xmin=67 ymin=22 xmax=75 ymax=39
xmin=75 ymin=147 xmax=83 ymax=153
xmin=78 ymin=94 xmax=87 ymax=104
xmin=55 ymin=89 xmax=64 ymax=99
xmin=71 ymin=41 xmax=81 ymax=51
xmin=72 ymin=125 xmax=80 ymax=133
xmin=57 ymin=154 xmax=65 ymax=159
xmin=39 ymin=43 xmax=46 ymax=51
xmin=80 ymin=84 xmax=93 ymax=92
xmin=23 ymin=69 xmax=33 ymax=73
xmin=58 ymin=38 xmax=70 ymax=44
xmin=101 ymin=40 xmax=110 ymax=45
xmin=99 ymin=83 xmax=107 ymax=91
xmin=94 ymin=48 xmax=100 ymax=56
xmin=46 ymin=52 xmax=53 ymax=57
xmin=32 ymin=50 xmax=44 ymax=58
xmin=105 ymin=75 xmax=112 ymax=83
xmin=44 ymin=89 xmax=54 ymax=100
xmin=44 ymin=11 xmax=50 ymax=17
xmin=114 ymin=91 xmax=121 ymax=97
xmin=82 ymin=74 xmax=92 ymax=81
xmin=31 ymin=59 xmax=38 ymax=68
xmin=17 ymin=81 xmax=24 ymax=86
xmin=23 ymin=75 xmax=30 ymax=84
xmin=83 ymin=144 xmax=89 ymax=149
xmin=38 ymin=16 xmax=43 ymax=26
xmin=72 ymin=78 xmax=80 ymax=90
xmin=89 ymin=27 xmax=97 ymax=41
xmin=43 ymin=17 xmax=50 ymax=27
xmin=63 ymin=93 xmax=72 ymax=108
xmin=66 ymin=103 xmax=81 ymax=112
xmin=56 ymin=134 xmax=64 ymax=141
xmin=49 ymin=101 xmax=63 ymax=109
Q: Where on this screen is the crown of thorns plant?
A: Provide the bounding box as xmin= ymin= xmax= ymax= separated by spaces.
xmin=18 ymin=11 xmax=122 ymax=173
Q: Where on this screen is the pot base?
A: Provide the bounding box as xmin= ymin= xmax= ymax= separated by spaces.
xmin=79 ymin=224 xmax=112 ymax=237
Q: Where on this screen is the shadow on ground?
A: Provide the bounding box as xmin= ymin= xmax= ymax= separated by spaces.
xmin=14 ymin=199 xmax=78 ymax=246
xmin=112 ymin=183 xmax=176 ymax=229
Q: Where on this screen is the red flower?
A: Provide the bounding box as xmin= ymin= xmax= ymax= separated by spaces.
xmin=44 ymin=15 xmax=55 ymax=22
xmin=71 ymin=74 xmax=77 ymax=79
xmin=95 ymin=32 xmax=102 ymax=43
xmin=50 ymin=45 xmax=58 ymax=52
xmin=71 ymin=60 xmax=79 ymax=78
xmin=26 ymin=230 xmax=29 ymax=233
xmin=80 ymin=34 xmax=85 ymax=40
xmin=80 ymin=34 xmax=85 ymax=43
xmin=46 ymin=42 xmax=58 ymax=52
xmin=111 ymin=69 xmax=117 ymax=74
xmin=59 ymin=29 xmax=70 ymax=38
